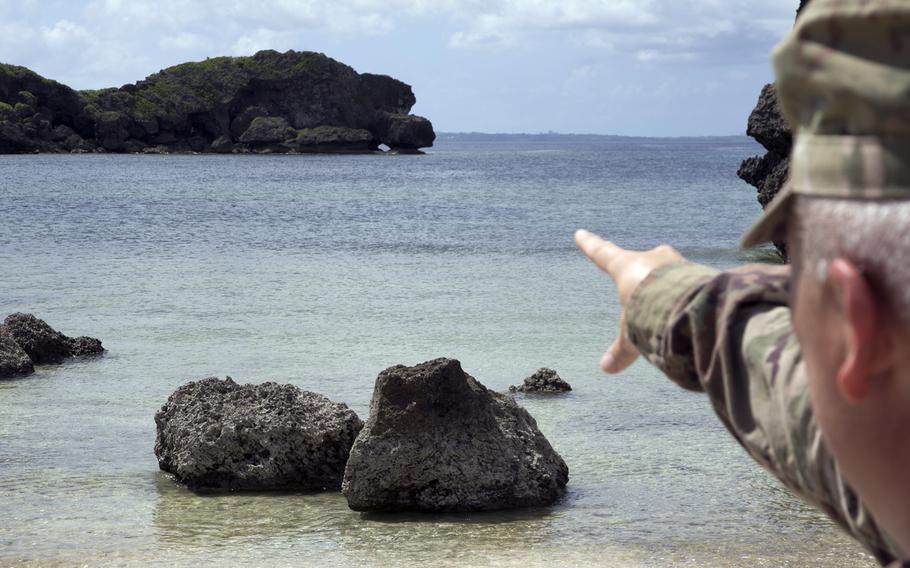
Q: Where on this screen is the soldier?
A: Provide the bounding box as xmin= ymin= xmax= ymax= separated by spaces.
xmin=575 ymin=0 xmax=910 ymax=565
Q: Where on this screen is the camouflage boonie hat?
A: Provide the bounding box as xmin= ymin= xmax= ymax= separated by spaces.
xmin=741 ymin=0 xmax=910 ymax=248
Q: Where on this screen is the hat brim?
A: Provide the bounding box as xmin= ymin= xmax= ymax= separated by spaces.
xmin=740 ymin=184 xmax=795 ymax=249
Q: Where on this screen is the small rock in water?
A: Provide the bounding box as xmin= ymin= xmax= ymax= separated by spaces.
xmin=155 ymin=377 xmax=363 ymax=492
xmin=0 ymin=326 xmax=34 ymax=379
xmin=68 ymin=335 xmax=104 ymax=357
xmin=509 ymin=368 xmax=572 ymax=394
xmin=342 ymin=358 xmax=569 ymax=512
xmin=2 ymin=312 xmax=104 ymax=365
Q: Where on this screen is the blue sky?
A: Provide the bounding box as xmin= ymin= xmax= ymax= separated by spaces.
xmin=0 ymin=0 xmax=800 ymax=136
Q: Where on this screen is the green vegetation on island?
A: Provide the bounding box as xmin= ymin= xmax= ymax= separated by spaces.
xmin=0 ymin=50 xmax=435 ymax=154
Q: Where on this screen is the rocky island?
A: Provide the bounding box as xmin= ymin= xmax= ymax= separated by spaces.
xmin=0 ymin=49 xmax=435 ymax=155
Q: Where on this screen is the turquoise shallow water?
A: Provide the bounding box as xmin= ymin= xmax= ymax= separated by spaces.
xmin=0 ymin=134 xmax=877 ymax=566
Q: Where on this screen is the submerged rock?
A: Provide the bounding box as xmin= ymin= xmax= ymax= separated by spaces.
xmin=342 ymin=358 xmax=569 ymax=512
xmin=2 ymin=312 xmax=104 ymax=365
xmin=155 ymin=377 xmax=363 ymax=492
xmin=509 ymin=368 xmax=572 ymax=394
xmin=0 ymin=326 xmax=33 ymax=378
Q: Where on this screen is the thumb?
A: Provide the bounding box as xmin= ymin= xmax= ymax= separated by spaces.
xmin=599 ymin=312 xmax=640 ymax=373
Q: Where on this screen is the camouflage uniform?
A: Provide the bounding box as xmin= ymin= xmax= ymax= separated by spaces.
xmin=620 ymin=0 xmax=910 ymax=564
xmin=626 ymin=262 xmax=899 ymax=564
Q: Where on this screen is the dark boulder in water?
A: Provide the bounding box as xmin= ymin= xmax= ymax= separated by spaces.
xmin=2 ymin=312 xmax=104 ymax=365
xmin=342 ymin=358 xmax=569 ymax=512
xmin=155 ymin=377 xmax=363 ymax=492
xmin=509 ymin=368 xmax=572 ymax=394
xmin=0 ymin=326 xmax=33 ymax=378
xmin=69 ymin=335 xmax=104 ymax=357
xmin=375 ymin=112 xmax=436 ymax=152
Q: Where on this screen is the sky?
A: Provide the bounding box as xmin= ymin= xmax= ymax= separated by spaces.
xmin=0 ymin=0 xmax=801 ymax=136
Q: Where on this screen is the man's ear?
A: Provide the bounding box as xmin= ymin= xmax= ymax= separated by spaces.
xmin=828 ymin=258 xmax=887 ymax=403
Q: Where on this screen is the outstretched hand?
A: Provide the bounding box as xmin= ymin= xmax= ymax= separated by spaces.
xmin=574 ymin=229 xmax=685 ymax=374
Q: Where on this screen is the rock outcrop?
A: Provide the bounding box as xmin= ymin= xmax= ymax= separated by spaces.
xmin=0 ymin=50 xmax=435 ymax=155
xmin=155 ymin=377 xmax=363 ymax=492
xmin=342 ymin=358 xmax=569 ymax=512
xmin=2 ymin=313 xmax=103 ymax=365
xmin=509 ymin=368 xmax=572 ymax=394
xmin=737 ymin=0 xmax=812 ymax=257
xmin=0 ymin=65 xmax=86 ymax=153
xmin=0 ymin=326 xmax=33 ymax=378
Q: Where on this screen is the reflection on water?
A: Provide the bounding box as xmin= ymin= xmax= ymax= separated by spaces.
xmin=152 ymin=472 xmax=566 ymax=555
xmin=153 ymin=473 xmax=348 ymax=545
xmin=147 ymin=470 xmax=877 ymax=568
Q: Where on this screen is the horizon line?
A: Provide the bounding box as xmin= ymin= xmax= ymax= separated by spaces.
xmin=436 ymin=131 xmax=749 ymax=139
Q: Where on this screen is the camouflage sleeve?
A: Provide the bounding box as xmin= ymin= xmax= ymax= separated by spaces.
xmin=625 ymin=262 xmax=898 ymax=564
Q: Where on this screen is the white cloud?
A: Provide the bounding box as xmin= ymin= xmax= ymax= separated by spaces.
xmin=0 ymin=20 xmax=34 ymax=46
xmin=3 ymin=0 xmax=800 ymax=74
xmin=158 ymin=32 xmax=210 ymax=52
xmin=444 ymin=0 xmax=796 ymax=62
xmin=448 ymin=14 xmax=515 ymax=49
xmin=0 ymin=0 xmax=796 ymax=137
xmin=41 ymin=20 xmax=91 ymax=49
xmin=635 ymin=50 xmax=697 ymax=63
xmin=232 ymin=29 xmax=295 ymax=55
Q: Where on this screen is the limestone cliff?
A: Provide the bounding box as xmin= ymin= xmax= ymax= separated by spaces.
xmin=737 ymin=0 xmax=811 ymax=256
xmin=0 ymin=50 xmax=435 ymax=154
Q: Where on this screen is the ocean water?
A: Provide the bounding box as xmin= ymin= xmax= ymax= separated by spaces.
xmin=0 ymin=134 xmax=877 ymax=567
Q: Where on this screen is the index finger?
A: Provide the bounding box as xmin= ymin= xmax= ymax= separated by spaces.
xmin=574 ymin=229 xmax=625 ymax=275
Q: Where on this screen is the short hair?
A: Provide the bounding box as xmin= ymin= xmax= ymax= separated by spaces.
xmin=792 ymin=195 xmax=910 ymax=323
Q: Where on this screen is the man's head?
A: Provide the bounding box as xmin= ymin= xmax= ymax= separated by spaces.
xmin=787 ymin=196 xmax=910 ymax=554
xmin=741 ymin=0 xmax=910 ymax=553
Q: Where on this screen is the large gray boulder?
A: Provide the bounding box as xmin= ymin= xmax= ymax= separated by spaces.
xmin=2 ymin=313 xmax=103 ymax=364
xmin=342 ymin=358 xmax=569 ymax=512
xmin=155 ymin=377 xmax=363 ymax=492
xmin=238 ymin=116 xmax=294 ymax=145
xmin=509 ymin=368 xmax=572 ymax=394
xmin=375 ymin=112 xmax=436 ymax=151
xmin=0 ymin=326 xmax=33 ymax=378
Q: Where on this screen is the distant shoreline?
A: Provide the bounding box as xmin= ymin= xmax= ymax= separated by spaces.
xmin=437 ymin=131 xmax=750 ymax=140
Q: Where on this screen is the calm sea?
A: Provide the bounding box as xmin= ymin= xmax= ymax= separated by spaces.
xmin=0 ymin=134 xmax=877 ymax=567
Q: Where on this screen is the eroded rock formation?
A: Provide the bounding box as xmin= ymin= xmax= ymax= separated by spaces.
xmin=0 ymin=50 xmax=435 ymax=155
xmin=342 ymin=358 xmax=569 ymax=512
xmin=155 ymin=377 xmax=363 ymax=492
xmin=0 ymin=326 xmax=33 ymax=378
xmin=509 ymin=368 xmax=572 ymax=394
xmin=0 ymin=313 xmax=104 ymax=378
xmin=737 ymin=0 xmax=812 ymax=257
